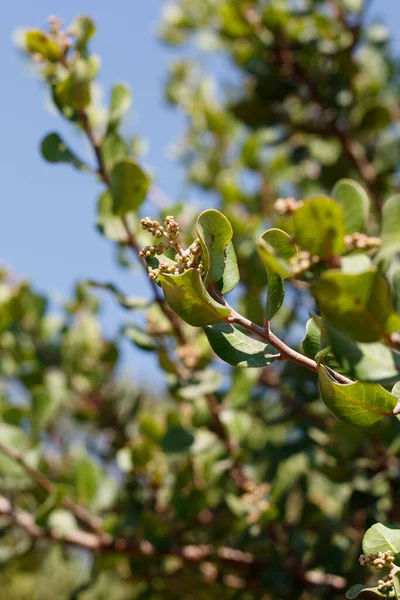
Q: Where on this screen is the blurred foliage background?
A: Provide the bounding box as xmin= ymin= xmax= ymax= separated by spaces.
xmin=1 ymin=1 xmax=400 ymax=598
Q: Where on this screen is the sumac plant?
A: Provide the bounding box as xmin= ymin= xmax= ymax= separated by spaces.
xmin=1 ymin=3 xmax=400 ymax=599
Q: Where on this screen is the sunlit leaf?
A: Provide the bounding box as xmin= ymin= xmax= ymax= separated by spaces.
xmin=158 ymin=268 xmax=230 ymax=326
xmin=313 ymin=270 xmax=400 ymax=343
xmin=318 ymin=364 xmax=397 ymax=427
xmin=332 ymin=179 xmax=369 ymax=234
xmin=293 ymin=196 xmax=345 ymax=258
xmin=196 ymin=209 xmax=239 ymax=292
xmin=363 ymin=523 xmax=400 ymax=554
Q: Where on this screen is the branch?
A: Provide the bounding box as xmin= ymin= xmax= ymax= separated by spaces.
xmin=227 ymin=308 xmax=352 ymax=385
xmin=76 ymin=109 xmax=186 ymax=346
xmin=0 ymin=440 xmax=102 ymax=535
xmin=0 ymin=495 xmax=346 ymax=590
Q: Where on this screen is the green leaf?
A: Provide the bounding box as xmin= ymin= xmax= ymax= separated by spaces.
xmin=219 ymin=241 xmax=240 ymax=294
xmin=100 ymin=133 xmax=129 ymax=172
xmin=109 ymin=84 xmax=132 ymax=126
xmin=41 ymin=133 xmax=88 ymax=170
xmin=196 ymin=209 xmax=238 ymax=292
xmin=302 ymin=318 xmax=321 ymax=359
xmin=363 ymin=523 xmax=400 ymax=554
xmin=313 ymin=270 xmax=400 ymax=343
xmin=69 ymin=16 xmax=95 ymax=51
xmin=318 ymin=364 xmax=397 ymax=427
xmin=73 ymin=456 xmax=101 ymax=506
xmin=258 ymin=229 xmax=296 ymax=319
xmin=110 ymin=158 xmax=150 ymax=216
xmin=25 ymin=30 xmax=62 ymax=61
xmin=158 ymin=268 xmax=230 ymax=327
xmin=293 ymin=196 xmax=345 ymax=258
xmin=380 ymin=194 xmax=400 ymax=257
xmin=332 ymin=179 xmax=369 ymax=234
xmin=123 ymin=324 xmax=157 ymax=351
xmin=323 ymin=321 xmax=400 ymax=383
xmin=161 ymin=426 xmax=194 ymax=453
xmin=258 ymin=229 xmax=295 ymax=279
xmin=204 ymin=322 xmax=278 ymax=367
xmin=346 ymin=585 xmax=385 ymax=599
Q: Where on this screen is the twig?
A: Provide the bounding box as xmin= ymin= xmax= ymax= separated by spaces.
xmin=227 ymin=308 xmax=352 ymax=385
xmin=0 ymin=494 xmax=346 ymax=590
xmin=0 ymin=440 xmax=102 ymax=534
xmin=76 ymin=108 xmax=187 ymax=346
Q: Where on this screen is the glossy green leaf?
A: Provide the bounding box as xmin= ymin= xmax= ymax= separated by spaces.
xmin=258 ymin=229 xmax=296 ymax=319
xmin=323 ymin=321 xmax=400 ymax=383
xmin=346 ymin=585 xmax=385 ymax=599
xmin=318 ymin=364 xmax=397 ymax=427
xmin=109 ymin=84 xmax=132 ymax=126
xmin=158 ymin=268 xmax=230 ymax=326
xmin=380 ymin=194 xmax=400 ymax=257
xmin=302 ymin=318 xmax=321 ymax=359
xmin=204 ymin=322 xmax=278 ymax=368
xmin=313 ymin=270 xmax=400 ymax=343
xmin=332 ymin=179 xmax=369 ymax=234
xmin=41 ymin=133 xmax=88 ymax=170
xmin=196 ymin=209 xmax=238 ymax=291
xmin=69 ymin=16 xmax=95 ymax=51
xmin=110 ymin=158 xmax=150 ymax=215
xmin=162 ymin=426 xmax=194 ymax=453
xmin=293 ymin=196 xmax=345 ymax=258
xmin=363 ymin=523 xmax=400 ymax=554
xmin=25 ymin=30 xmax=62 ymax=61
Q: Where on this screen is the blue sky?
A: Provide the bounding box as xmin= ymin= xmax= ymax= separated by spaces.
xmin=1 ymin=1 xmax=399 ymax=383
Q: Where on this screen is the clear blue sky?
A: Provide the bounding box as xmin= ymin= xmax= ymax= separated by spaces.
xmin=1 ymin=1 xmax=399 ymax=383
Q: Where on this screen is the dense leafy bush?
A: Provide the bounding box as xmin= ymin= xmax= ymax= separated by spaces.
xmin=1 ymin=2 xmax=400 ymax=598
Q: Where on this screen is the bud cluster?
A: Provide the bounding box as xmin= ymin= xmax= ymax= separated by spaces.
xmin=344 ymin=233 xmax=381 ymax=250
xmin=359 ymin=551 xmax=395 ymax=570
xmin=140 ymin=216 xmax=205 ymax=281
xmin=140 ymin=217 xmax=166 ymax=238
xmin=290 ymin=250 xmax=319 ymax=275
xmin=274 ymin=197 xmax=304 ymax=215
xmin=377 ymin=573 xmax=394 ymax=592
